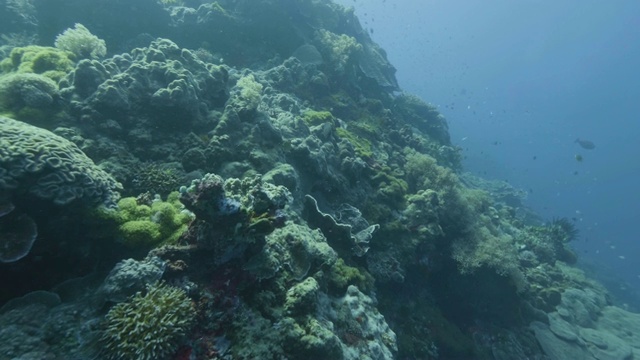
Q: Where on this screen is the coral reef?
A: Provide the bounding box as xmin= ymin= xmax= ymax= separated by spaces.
xmin=0 ymin=116 xmax=121 ymax=206
xmin=303 ymin=194 xmax=379 ymax=257
xmin=99 ymin=256 xmax=166 ymax=303
xmin=0 ymin=73 xmax=60 ymax=123
xmin=531 ymin=286 xmax=640 ymax=359
xmin=54 ymin=23 xmax=106 ymax=60
xmin=0 ymin=1 xmax=635 ymax=359
xmin=97 ymin=192 xmax=193 ymax=250
xmin=101 ymin=282 xmax=195 ymax=360
xmin=0 ymin=45 xmax=75 ymax=82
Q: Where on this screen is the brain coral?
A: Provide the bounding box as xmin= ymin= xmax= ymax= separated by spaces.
xmin=0 ymin=116 xmax=121 ymax=206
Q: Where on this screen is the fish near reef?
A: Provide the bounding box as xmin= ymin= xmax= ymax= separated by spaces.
xmin=575 ymin=138 xmax=595 ymax=150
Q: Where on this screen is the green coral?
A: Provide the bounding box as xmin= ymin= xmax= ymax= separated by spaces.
xmin=404 ymin=148 xmax=459 ymax=195
xmin=101 ymin=282 xmax=195 ymax=360
xmin=328 ymin=258 xmax=374 ymax=294
xmin=371 ymin=170 xmax=408 ymax=207
xmin=1 ymin=46 xmax=75 ymax=82
xmin=118 ymin=220 xmax=162 ymax=248
xmin=235 ymin=73 xmax=263 ymax=111
xmin=316 ymin=29 xmax=362 ymax=72
xmin=285 ymin=277 xmax=320 ymax=316
xmin=0 ymin=73 xmax=61 ymax=125
xmin=281 ymin=316 xmax=343 ymax=359
xmin=101 ymin=192 xmax=193 ymax=249
xmin=302 ymin=110 xmax=335 ymax=127
xmin=336 ymin=127 xmax=373 ymax=159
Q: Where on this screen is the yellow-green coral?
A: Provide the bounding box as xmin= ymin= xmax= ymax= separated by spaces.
xmin=316 ymin=29 xmax=362 ymax=71
xmin=404 ymin=148 xmax=459 ymax=194
xmin=371 ymin=170 xmax=408 ymax=207
xmin=0 ymin=73 xmax=61 ymax=125
xmin=236 ymin=73 xmax=263 ymax=111
xmin=100 ymin=192 xmax=193 ymax=249
xmin=336 ymin=127 xmax=373 ymax=159
xmin=1 ymin=46 xmax=75 ymax=82
xmin=101 ymin=282 xmax=195 ymax=360
xmin=328 ymin=258 xmax=374 ymax=294
xmin=302 ymin=110 xmax=335 ymax=127
xmin=118 ymin=220 xmax=162 ymax=247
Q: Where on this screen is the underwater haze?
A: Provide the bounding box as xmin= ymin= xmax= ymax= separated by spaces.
xmin=340 ymin=0 xmax=640 ymax=303
xmin=3 ymin=0 xmax=640 ymax=359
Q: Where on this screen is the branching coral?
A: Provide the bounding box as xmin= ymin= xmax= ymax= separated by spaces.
xmin=101 ymin=282 xmax=195 ymax=360
xmin=315 ymin=29 xmax=362 ymax=73
xmin=54 ymin=23 xmax=107 ymax=60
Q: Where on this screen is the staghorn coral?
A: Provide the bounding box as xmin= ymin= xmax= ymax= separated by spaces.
xmin=0 ymin=116 xmax=121 ymax=206
xmin=101 ymin=282 xmax=195 ymax=360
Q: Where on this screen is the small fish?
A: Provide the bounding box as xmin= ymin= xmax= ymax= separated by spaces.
xmin=575 ymin=154 xmax=583 ymax=162
xmin=575 ymin=138 xmax=595 ymax=150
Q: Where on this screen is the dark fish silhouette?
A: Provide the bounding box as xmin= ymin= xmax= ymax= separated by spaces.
xmin=575 ymin=138 xmax=595 ymax=150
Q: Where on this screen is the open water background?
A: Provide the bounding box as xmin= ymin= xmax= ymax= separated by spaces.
xmin=338 ymin=0 xmax=640 ymax=306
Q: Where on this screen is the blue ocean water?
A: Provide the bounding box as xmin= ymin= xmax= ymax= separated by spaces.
xmin=339 ymin=0 xmax=640 ymax=304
